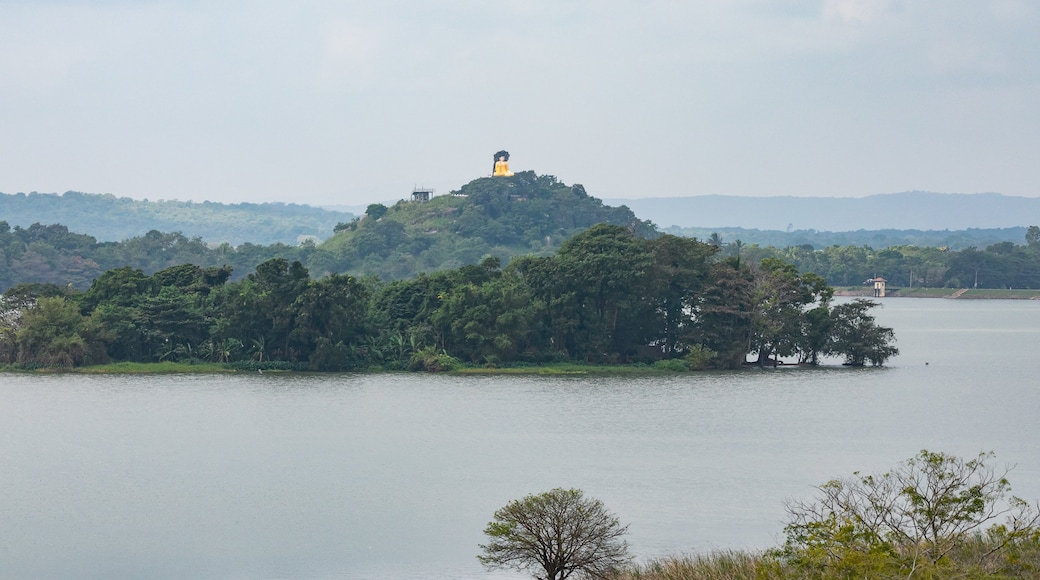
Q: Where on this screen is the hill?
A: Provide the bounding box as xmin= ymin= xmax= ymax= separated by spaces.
xmin=0 ymin=190 xmax=354 ymax=245
xmin=606 ymin=191 xmax=1040 ymax=231
xmin=0 ymin=172 xmax=651 ymax=290
xmin=312 ymin=172 xmax=653 ymax=279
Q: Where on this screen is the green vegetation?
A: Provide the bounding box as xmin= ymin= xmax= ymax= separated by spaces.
xmin=781 ymin=450 xmax=1040 ymax=578
xmin=611 ymin=451 xmax=1040 ymax=579
xmin=873 ymin=287 xmax=962 ymax=298
xmin=0 ymin=172 xmax=649 ymax=290
xmin=64 ymin=361 xmax=235 ymax=374
xmin=665 ymin=225 xmax=1031 ymax=252
xmin=2 ymin=176 xmax=1040 ymax=296
xmin=956 ymin=288 xmax=1040 ymax=299
xmin=1 ymin=225 xmax=898 ymax=371
xmin=619 ymin=551 xmax=780 ymax=579
xmin=7 ymin=172 xmax=1040 ymax=373
xmin=316 ymin=172 xmax=653 ymax=280
xmin=718 ymin=232 xmax=1040 ymax=291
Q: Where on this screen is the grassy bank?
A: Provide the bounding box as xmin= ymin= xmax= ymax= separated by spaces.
xmin=888 ymin=287 xmax=962 ymax=297
xmin=3 ymin=361 xmax=721 ymax=375
xmin=836 ymin=287 xmax=1040 ymax=299
xmin=618 ymin=551 xmax=782 ymax=580
xmin=613 ymin=539 xmax=1040 ymax=579
xmin=0 ymin=361 xmax=237 ymax=374
xmin=953 ymin=288 xmax=1040 ymax=299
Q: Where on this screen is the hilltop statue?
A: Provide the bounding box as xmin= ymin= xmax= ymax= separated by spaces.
xmin=492 ymin=150 xmax=514 ymax=177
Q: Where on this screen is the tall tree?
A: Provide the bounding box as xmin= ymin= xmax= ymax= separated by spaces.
xmin=695 ymin=258 xmax=754 ymax=369
xmin=553 ymin=224 xmax=653 ymax=361
xmin=828 ymin=299 xmax=898 ymax=366
xmin=747 ymin=258 xmax=831 ymax=366
xmin=642 ymin=234 xmax=716 ymax=358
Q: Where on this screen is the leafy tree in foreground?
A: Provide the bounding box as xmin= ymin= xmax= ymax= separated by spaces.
xmin=479 ymin=488 xmax=630 ymax=580
xmin=782 ymin=450 xmax=1040 ymax=578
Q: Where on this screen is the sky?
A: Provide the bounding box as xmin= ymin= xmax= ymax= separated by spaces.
xmin=2 ymin=0 xmax=1039 ymax=207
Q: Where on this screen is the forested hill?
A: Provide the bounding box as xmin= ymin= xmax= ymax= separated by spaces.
xmin=0 ymin=172 xmax=653 ymax=290
xmin=0 ymin=190 xmax=354 ymax=245
xmin=313 ymin=171 xmax=654 ymax=280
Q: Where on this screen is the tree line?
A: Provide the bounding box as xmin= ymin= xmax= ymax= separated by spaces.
xmin=0 ymin=173 xmax=652 ymax=289
xmin=1 ymin=224 xmax=897 ymax=370
xmin=710 ymin=225 xmax=1040 ymax=289
xmin=3 ymin=218 xmax=1039 ymax=299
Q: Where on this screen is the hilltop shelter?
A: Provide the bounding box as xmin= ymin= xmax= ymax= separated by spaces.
xmin=411 ymin=187 xmax=434 ymax=202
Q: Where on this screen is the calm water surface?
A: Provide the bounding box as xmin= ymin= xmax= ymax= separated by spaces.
xmin=2 ymin=298 xmax=1039 ymax=579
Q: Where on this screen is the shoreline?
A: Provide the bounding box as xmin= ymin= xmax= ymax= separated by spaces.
xmin=833 ymin=288 xmax=1040 ymax=299
xmin=2 ymin=361 xmax=862 ymax=376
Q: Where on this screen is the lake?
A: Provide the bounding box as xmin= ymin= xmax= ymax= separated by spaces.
xmin=2 ymin=298 xmax=1039 ymax=579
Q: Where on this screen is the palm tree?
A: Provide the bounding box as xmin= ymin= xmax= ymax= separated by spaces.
xmin=251 ymin=336 xmax=266 ymax=363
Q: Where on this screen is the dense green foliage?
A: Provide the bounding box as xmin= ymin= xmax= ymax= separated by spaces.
xmin=0 ymin=221 xmax=315 ymax=290
xmin=0 ymin=173 xmax=652 ymax=290
xmin=317 ymin=172 xmax=654 ymax=280
xmin=4 ymin=220 xmax=1039 ymax=298
xmin=709 ymin=229 xmax=1040 ymax=291
xmin=1 ymin=225 xmax=898 ymax=371
xmin=2 ymin=176 xmax=1040 ymax=295
xmin=0 ymin=190 xmax=353 ymax=245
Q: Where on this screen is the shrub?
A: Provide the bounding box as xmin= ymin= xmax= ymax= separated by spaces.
xmin=683 ymin=345 xmax=718 ymax=370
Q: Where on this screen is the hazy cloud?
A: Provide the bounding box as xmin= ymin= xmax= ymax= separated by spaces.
xmin=1 ymin=0 xmax=1037 ymax=205
xmin=823 ymin=0 xmax=891 ymax=24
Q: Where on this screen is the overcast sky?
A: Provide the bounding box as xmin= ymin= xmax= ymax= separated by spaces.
xmin=2 ymin=0 xmax=1038 ymax=207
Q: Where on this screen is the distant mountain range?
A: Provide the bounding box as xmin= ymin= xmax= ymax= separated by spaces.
xmin=0 ymin=191 xmax=355 ymax=246
xmin=603 ymin=192 xmax=1040 ymax=231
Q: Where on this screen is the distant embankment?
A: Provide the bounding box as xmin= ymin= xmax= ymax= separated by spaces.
xmin=605 ymin=191 xmax=1040 ymax=231
xmin=834 ymin=287 xmax=1040 ymax=299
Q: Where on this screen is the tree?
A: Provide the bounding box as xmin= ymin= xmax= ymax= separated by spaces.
xmin=365 ymin=203 xmax=388 ymax=220
xmin=553 ymin=224 xmax=653 ymax=361
xmin=479 ymin=488 xmax=630 ymax=580
xmin=642 ymin=234 xmax=715 ymax=359
xmin=828 ymin=298 xmax=898 ymax=366
xmin=1026 ymin=225 xmax=1040 ymax=249
xmin=16 ymin=296 xmax=107 ymax=367
xmin=747 ymin=258 xmax=832 ymax=366
xmin=782 ymin=450 xmax=1040 ymax=578
xmin=695 ymin=258 xmax=754 ymax=368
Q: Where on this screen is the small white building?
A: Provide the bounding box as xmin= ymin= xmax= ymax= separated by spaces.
xmin=866 ymin=277 xmax=887 ymax=297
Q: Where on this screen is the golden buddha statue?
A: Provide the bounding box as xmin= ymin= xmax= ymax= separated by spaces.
xmin=492 ymin=150 xmax=514 ymax=177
